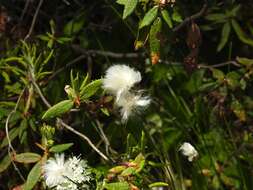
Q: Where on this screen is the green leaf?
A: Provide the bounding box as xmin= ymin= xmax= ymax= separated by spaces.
xmin=100 ymin=108 xmax=110 ymax=116
xmin=24 ymin=162 xmax=41 ymax=190
xmin=49 ymin=143 xmax=74 ymax=153
xmin=139 ymin=6 xmax=159 ymax=29
xmin=231 ymin=98 xmax=246 ymax=122
xmin=205 ymin=13 xmax=227 ymax=22
xmin=212 ymin=68 xmax=225 ymax=82
xmin=15 ymin=153 xmax=41 ymax=164
xmin=226 ymin=71 xmax=240 ymax=90
xmin=161 ymin=9 xmax=173 ymax=28
xmin=79 ymin=73 xmax=89 ymax=90
xmin=104 ymin=182 xmax=130 ymax=190
xmin=149 ymin=17 xmax=162 ymax=54
xmin=217 ymin=22 xmax=231 ymax=51
xmin=148 ymin=182 xmax=169 ymax=188
xmin=42 ymin=100 xmax=74 ymax=120
xmin=116 ymin=0 xmax=127 ymax=5
xmin=122 ymin=0 xmax=138 ymax=19
xmin=236 ymin=57 xmax=253 ymax=66
xmin=63 ymin=16 xmax=85 ymax=36
xmin=0 ymin=155 xmax=11 ymax=173
xmin=231 ymin=19 xmax=253 ymax=47
xmin=172 ymin=9 xmax=183 ymax=23
xmin=80 ymin=79 xmax=102 ymax=100
xmin=1 ymin=127 xmax=19 ymax=148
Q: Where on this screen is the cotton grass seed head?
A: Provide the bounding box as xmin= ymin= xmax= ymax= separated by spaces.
xmin=43 ymin=154 xmax=91 ymax=190
xmin=102 ymin=64 xmax=141 ymax=96
xmin=116 ymin=90 xmax=150 ymax=121
xmin=179 ymin=142 xmax=198 ymax=162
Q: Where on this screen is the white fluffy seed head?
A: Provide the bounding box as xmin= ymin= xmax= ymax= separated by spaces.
xmin=102 ymin=65 xmax=141 ymax=96
xmin=43 ymin=154 xmax=67 ymax=188
xmin=116 ymin=91 xmax=150 ymax=121
xmin=179 ymin=142 xmax=198 ymax=162
xmin=43 ymin=154 xmax=91 ymax=190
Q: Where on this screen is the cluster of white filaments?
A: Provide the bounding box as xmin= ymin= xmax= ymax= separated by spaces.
xmin=102 ymin=64 xmax=150 ymax=121
xmin=43 ymin=154 xmax=91 ymax=190
xmin=179 ymin=142 xmax=198 ymax=162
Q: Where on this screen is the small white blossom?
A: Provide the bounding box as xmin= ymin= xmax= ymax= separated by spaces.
xmin=116 ymin=90 xmax=150 ymax=121
xmin=43 ymin=154 xmax=66 ymax=188
xmin=102 ymin=64 xmax=141 ymax=98
xmin=43 ymin=154 xmax=91 ymax=190
xmin=179 ymin=142 xmax=198 ymax=162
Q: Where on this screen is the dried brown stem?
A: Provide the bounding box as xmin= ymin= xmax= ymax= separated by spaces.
xmin=172 ymin=3 xmax=208 ymax=32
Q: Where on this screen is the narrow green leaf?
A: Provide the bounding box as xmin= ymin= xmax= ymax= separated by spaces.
xmin=0 ymin=155 xmax=11 ymax=173
xmin=15 ymin=153 xmax=41 ymax=164
xmin=149 ymin=17 xmax=162 ymax=54
xmin=104 ymin=182 xmax=130 ymax=190
xmin=79 ymin=73 xmax=89 ymax=91
xmin=49 ymin=143 xmax=74 ymax=153
xmin=236 ymin=57 xmax=253 ymax=66
xmin=139 ymin=6 xmax=159 ymax=29
xmin=1 ymin=127 xmax=19 ymax=148
xmin=172 ymin=9 xmax=183 ymax=23
xmin=122 ymin=0 xmax=138 ymax=19
xmin=231 ymin=19 xmax=253 ymax=47
xmin=205 ymin=13 xmax=227 ymax=22
xmin=148 ymin=182 xmax=169 ymax=188
xmin=42 ymin=100 xmax=74 ymax=120
xmin=116 ymin=0 xmax=128 ymax=5
xmin=24 ymin=162 xmax=41 ymax=190
xmin=217 ymin=22 xmax=231 ymax=51
xmin=161 ymin=9 xmax=173 ymax=28
xmin=80 ymin=79 xmax=102 ymax=100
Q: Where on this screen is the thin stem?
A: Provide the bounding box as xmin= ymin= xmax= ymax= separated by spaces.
xmin=58 ymin=119 xmax=109 ymax=161
xmin=24 ymin=0 xmax=44 ymax=41
xmin=5 ymin=88 xmax=26 ymax=182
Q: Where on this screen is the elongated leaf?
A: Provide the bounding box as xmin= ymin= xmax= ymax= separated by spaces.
xmin=217 ymin=22 xmax=231 ymax=51
xmin=49 ymin=143 xmax=74 ymax=153
xmin=24 ymin=162 xmax=41 ymax=190
xmin=122 ymin=0 xmax=138 ymax=19
xmin=149 ymin=17 xmax=162 ymax=64
xmin=15 ymin=153 xmax=41 ymax=164
xmin=150 ymin=17 xmax=162 ymax=53
xmin=104 ymin=182 xmax=130 ymax=190
xmin=161 ymin=9 xmax=173 ymax=28
xmin=0 ymin=155 xmax=11 ymax=173
xmin=205 ymin=13 xmax=227 ymax=22
xmin=1 ymin=127 xmax=19 ymax=148
xmin=42 ymin=100 xmax=74 ymax=120
xmin=139 ymin=6 xmax=159 ymax=29
xmin=149 ymin=182 xmax=169 ymax=188
xmin=231 ymin=19 xmax=253 ymax=47
xmin=80 ymin=79 xmax=102 ymax=100
xmin=236 ymin=57 xmax=253 ymax=66
xmin=116 ymin=0 xmax=127 ymax=5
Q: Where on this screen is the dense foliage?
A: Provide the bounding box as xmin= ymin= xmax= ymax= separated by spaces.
xmin=0 ymin=0 xmax=253 ymax=189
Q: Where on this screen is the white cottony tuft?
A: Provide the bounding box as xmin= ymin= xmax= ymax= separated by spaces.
xmin=179 ymin=142 xmax=198 ymax=162
xmin=116 ymin=91 xmax=150 ymax=121
xmin=103 ymin=64 xmax=150 ymax=121
xmin=102 ymin=64 xmax=141 ymax=97
xmin=43 ymin=154 xmax=91 ymax=190
xmin=43 ymin=154 xmax=66 ymax=188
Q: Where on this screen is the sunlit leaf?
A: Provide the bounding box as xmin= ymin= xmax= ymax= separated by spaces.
xmin=42 ymin=100 xmax=74 ymax=120
xmin=139 ymin=6 xmax=159 ymax=29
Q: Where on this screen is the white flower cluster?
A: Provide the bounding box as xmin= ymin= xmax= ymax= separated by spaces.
xmin=179 ymin=142 xmax=198 ymax=162
xmin=43 ymin=154 xmax=91 ymax=190
xmin=102 ymin=65 xmax=150 ymax=121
